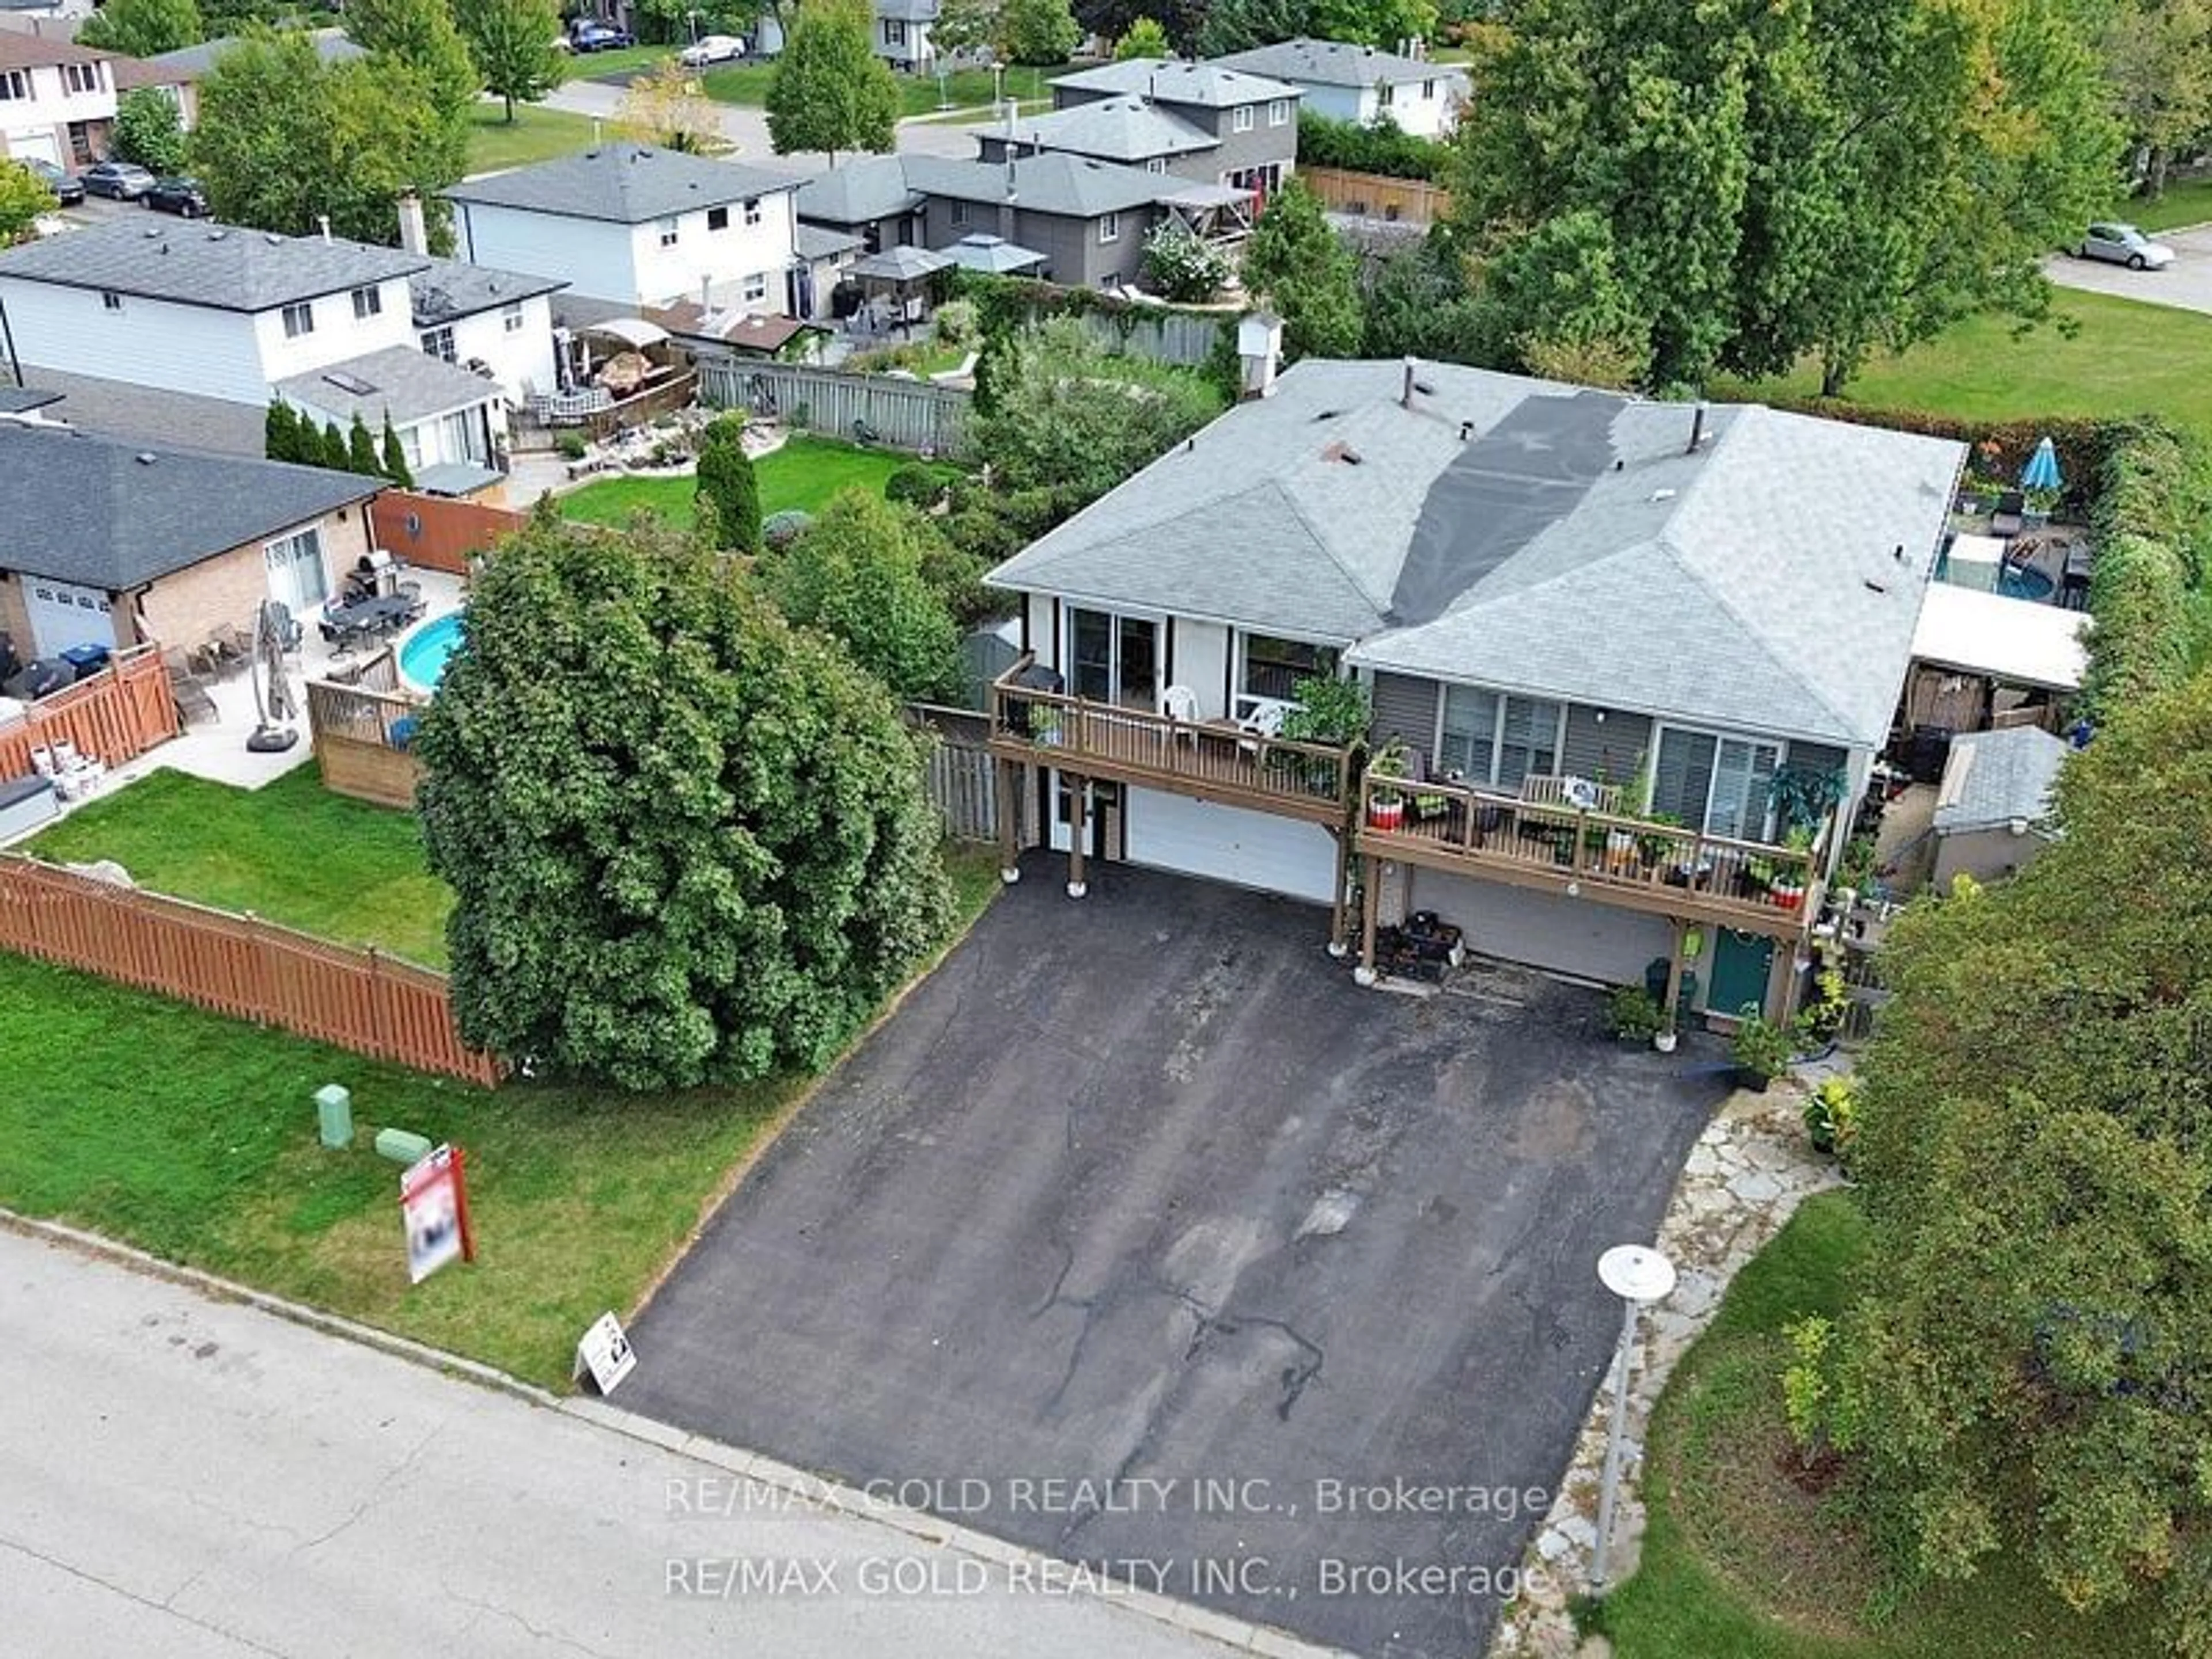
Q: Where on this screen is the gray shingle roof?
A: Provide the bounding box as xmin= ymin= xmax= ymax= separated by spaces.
xmin=1210 ymin=38 xmax=1468 ymax=90
xmin=796 ymin=154 xmax=925 ymax=228
xmin=446 ymin=143 xmax=801 ymax=225
xmin=1934 ymin=726 xmax=2069 ymax=835
xmin=0 ymin=422 xmax=377 ymax=590
xmin=1051 ymin=58 xmax=1302 ymax=108
xmin=989 ymin=359 xmax=1965 ymax=749
xmin=999 ymin=94 xmax=1217 ymax=162
xmin=143 ymin=26 xmax=365 ymax=82
xmin=0 ymin=218 xmax=426 ymax=313
xmin=903 ymin=152 xmax=1173 ymax=218
xmin=407 ymin=252 xmax=566 ymax=327
xmin=276 ymin=344 xmax=501 ymax=429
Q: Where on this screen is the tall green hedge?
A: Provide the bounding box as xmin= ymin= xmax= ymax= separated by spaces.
xmin=2080 ymin=532 xmax=2191 ymax=719
xmin=1296 ymin=112 xmax=1450 ymax=182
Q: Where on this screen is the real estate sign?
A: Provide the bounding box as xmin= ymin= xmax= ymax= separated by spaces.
xmin=401 ymin=1143 xmax=474 ymax=1285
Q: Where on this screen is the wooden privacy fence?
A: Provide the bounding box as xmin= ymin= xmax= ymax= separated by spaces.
xmin=907 ymin=704 xmax=997 ymax=842
xmin=368 ymin=490 xmax=527 ymax=577
xmin=306 ymin=663 xmax=425 ymax=809
xmin=0 ymin=645 xmax=179 ymax=783
xmin=698 ymin=358 xmax=969 ymax=455
xmin=1300 ymin=166 xmax=1453 ymax=225
xmin=0 ymin=856 xmax=499 ymax=1086
xmin=1070 ymin=308 xmax=1232 ymax=369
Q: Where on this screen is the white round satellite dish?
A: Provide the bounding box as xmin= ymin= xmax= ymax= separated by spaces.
xmin=1598 ymin=1244 xmax=1677 ymax=1304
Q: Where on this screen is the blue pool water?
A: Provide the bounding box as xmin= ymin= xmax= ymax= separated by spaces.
xmin=1934 ymin=551 xmax=2055 ymax=603
xmin=398 ymin=612 xmax=465 ymax=691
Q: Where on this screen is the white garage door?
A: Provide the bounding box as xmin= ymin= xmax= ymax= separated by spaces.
xmin=1404 ymin=868 xmax=1672 ymax=986
xmin=5 ymin=131 xmax=62 ymax=167
xmin=1125 ymin=787 xmax=1339 ymax=905
xmin=22 ymin=576 xmax=116 ymax=657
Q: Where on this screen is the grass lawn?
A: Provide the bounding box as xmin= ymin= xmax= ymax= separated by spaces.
xmin=557 ymin=434 xmax=952 ymax=528
xmin=699 ymin=61 xmax=1054 ymax=116
xmin=28 ymin=768 xmax=452 ymax=968
xmin=465 ymin=101 xmax=604 ymax=175
xmin=2117 ymin=179 xmax=2212 ymax=233
xmin=1591 ymin=1191 xmax=2158 ymax=1658
xmin=1718 ymin=289 xmax=2212 ymax=440
xmin=0 ymin=827 xmax=1003 ymax=1391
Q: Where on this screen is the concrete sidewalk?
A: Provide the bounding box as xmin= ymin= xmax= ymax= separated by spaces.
xmin=0 ymin=1224 xmax=1243 ymax=1658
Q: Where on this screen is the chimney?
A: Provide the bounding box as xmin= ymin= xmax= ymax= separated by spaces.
xmin=1687 ymin=400 xmax=1708 ymax=453
xmin=316 ymin=214 xmax=332 ymax=244
xmin=1237 ymin=311 xmax=1283 ymax=400
xmin=701 ymin=275 xmax=712 ymax=315
xmin=396 ymin=193 xmax=429 ymax=256
xmin=1400 ymin=356 xmax=1418 ymax=409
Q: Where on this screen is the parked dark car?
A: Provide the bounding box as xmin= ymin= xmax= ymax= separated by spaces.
xmin=80 ymin=160 xmax=156 ymax=200
xmin=142 ymin=176 xmax=210 ymax=218
xmin=569 ymin=20 xmax=636 ymax=50
xmin=20 ymin=157 xmax=84 ymax=206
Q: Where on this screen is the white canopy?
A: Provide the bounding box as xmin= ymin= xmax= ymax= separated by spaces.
xmin=579 ymin=317 xmax=671 ymax=350
xmin=1911 ymin=584 xmax=2089 ymax=692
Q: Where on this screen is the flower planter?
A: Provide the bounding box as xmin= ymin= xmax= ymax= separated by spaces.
xmin=1368 ymin=798 xmax=1405 ymax=832
xmin=1653 ymin=1029 xmax=1679 ymax=1054
xmin=1772 ymin=884 xmax=1804 ymax=912
xmin=1735 ymin=1066 xmax=1772 ymax=1093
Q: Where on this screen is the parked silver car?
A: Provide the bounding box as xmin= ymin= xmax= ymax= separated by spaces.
xmin=2076 ymin=222 xmax=2176 ymax=271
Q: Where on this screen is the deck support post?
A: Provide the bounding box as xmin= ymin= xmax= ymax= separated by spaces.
xmin=1326 ymin=829 xmax=1350 ymax=956
xmin=1066 ymin=774 xmax=1088 ymax=899
xmin=997 ymin=757 xmax=1022 ymax=883
xmin=1661 ymin=918 xmax=1688 ymax=1024
xmin=1767 ymin=933 xmax=1801 ymax=1025
xmin=1354 ymin=853 xmax=1381 ymax=986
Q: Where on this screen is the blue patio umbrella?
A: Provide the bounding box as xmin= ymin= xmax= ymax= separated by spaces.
xmin=2021 ymin=435 xmax=2063 ymax=494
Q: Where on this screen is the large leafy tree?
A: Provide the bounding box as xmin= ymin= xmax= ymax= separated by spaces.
xmin=346 ymin=0 xmax=482 ymax=126
xmin=463 ymin=0 xmax=570 ymax=122
xmin=765 ymin=0 xmax=900 ymax=165
xmin=1195 ymin=0 xmax=1311 ymax=56
xmin=416 ymin=509 xmax=955 ymax=1091
xmin=112 ymin=87 xmax=189 ymax=176
xmin=1241 ymin=177 xmax=1362 ymax=360
xmin=1452 ymin=0 xmax=2122 ymax=392
xmin=616 ymin=62 xmax=728 ymax=152
xmin=189 ymin=31 xmax=463 ymax=250
xmin=0 ymin=161 xmax=53 ymax=249
xmin=695 ymin=414 xmax=763 ymax=552
xmin=1831 ymin=669 xmax=2212 ymax=1646
xmin=1308 ymin=0 xmax=1436 ymax=51
xmin=763 ymin=490 xmax=965 ymax=703
xmin=999 ymin=0 xmax=1081 ymax=64
xmin=1113 ymin=15 xmax=1172 ymax=57
xmin=2104 ymin=0 xmax=2212 ymax=196
xmin=77 ymin=0 xmax=203 ymax=57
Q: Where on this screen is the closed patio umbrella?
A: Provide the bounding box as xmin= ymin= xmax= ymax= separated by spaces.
xmin=2021 ymin=436 xmax=2063 ymax=494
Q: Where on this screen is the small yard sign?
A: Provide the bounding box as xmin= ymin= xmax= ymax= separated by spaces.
xmin=400 ymin=1143 xmax=475 ymax=1285
xmin=575 ymin=1312 xmax=637 ymax=1396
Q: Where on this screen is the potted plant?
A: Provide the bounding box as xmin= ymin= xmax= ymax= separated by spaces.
xmin=1638 ymin=810 xmax=1684 ymax=871
xmin=1804 ymin=1075 xmax=1859 ymax=1162
xmin=1730 ymin=1005 xmax=1793 ymax=1092
xmin=1366 ymin=739 xmax=1408 ymax=831
xmin=1028 ymin=702 xmax=1063 ymax=748
xmin=1605 ymin=983 xmax=1663 ymax=1044
xmin=1653 ymin=1013 xmax=1679 ymax=1054
xmin=2023 ymin=483 xmax=2059 ymax=529
xmin=1769 ymin=824 xmax=1815 ymax=910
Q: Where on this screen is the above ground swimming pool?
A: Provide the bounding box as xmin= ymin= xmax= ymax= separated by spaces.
xmin=396 ymin=612 xmax=464 ymax=695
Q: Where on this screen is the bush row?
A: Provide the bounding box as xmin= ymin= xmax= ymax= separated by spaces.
xmin=1295 ymin=112 xmax=1452 ymax=183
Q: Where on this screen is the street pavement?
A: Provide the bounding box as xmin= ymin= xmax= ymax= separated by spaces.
xmin=0 ymin=1225 xmax=1238 ymax=1659
xmin=2044 ymin=223 xmax=2212 ymax=317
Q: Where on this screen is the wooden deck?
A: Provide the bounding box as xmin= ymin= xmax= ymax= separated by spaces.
xmin=1354 ymin=773 xmax=1825 ymax=940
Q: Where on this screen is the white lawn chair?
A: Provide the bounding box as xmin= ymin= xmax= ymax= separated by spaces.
xmin=1160 ymin=684 xmax=1199 ymax=743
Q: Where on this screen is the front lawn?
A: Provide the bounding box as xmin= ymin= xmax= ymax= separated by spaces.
xmin=1592 ymin=1191 xmax=2158 ymax=1658
xmin=28 ymin=767 xmax=451 ymax=968
xmin=557 ymin=434 xmax=951 ymax=528
xmin=2118 ymin=179 xmax=2212 ymax=232
xmin=465 ymin=101 xmax=603 ymax=175
xmin=699 ymin=60 xmax=1054 ymax=117
xmin=1718 ymin=289 xmax=2212 ymax=439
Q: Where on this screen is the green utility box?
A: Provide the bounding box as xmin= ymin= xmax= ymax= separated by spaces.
xmin=315 ymin=1084 xmax=353 ymax=1149
xmin=375 ymin=1127 xmax=434 ymax=1165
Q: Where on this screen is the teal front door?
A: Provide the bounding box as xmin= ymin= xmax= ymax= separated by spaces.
xmin=1707 ymin=929 xmax=1775 ymax=1020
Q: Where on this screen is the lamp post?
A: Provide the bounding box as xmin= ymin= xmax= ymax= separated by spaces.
xmin=1590 ymin=1243 xmax=1676 ymax=1594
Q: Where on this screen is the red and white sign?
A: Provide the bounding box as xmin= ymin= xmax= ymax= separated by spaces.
xmin=401 ymin=1143 xmax=475 ymax=1285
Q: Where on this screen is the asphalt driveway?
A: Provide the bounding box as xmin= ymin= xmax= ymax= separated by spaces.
xmin=623 ymin=858 xmax=1723 ymax=1657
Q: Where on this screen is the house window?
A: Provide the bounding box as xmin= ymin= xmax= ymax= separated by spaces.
xmin=1069 ymin=608 xmax=1157 ymax=710
xmin=262 ymin=527 xmax=329 ymax=612
xmin=743 ymin=271 xmax=768 ymax=302
xmin=743 ymin=196 xmax=762 ymax=226
xmin=1422 ymin=79 xmax=1436 ymax=100
xmin=1378 ymin=82 xmax=1396 ymax=107
xmin=281 ymin=301 xmax=315 ymax=338
xmin=1232 ymin=104 xmax=1255 ymax=132
xmin=1239 ymin=633 xmax=1338 ymax=702
xmin=949 ymin=199 xmax=969 ymax=227
xmin=1652 ymin=728 xmax=1781 ymax=840
xmin=441 ymin=407 xmax=488 ymax=466
xmin=421 ymin=325 xmax=456 ymax=362
xmin=657 ymin=217 xmax=679 ymax=247
xmin=0 ymin=71 xmax=27 ymax=101
xmin=1098 ymin=211 xmax=1120 ymax=245
xmin=1267 ymin=99 xmax=1290 ymax=126
xmin=100 ymin=290 xmax=123 ymax=312
xmin=502 ymin=301 xmax=524 ymax=333
xmin=708 ymin=204 xmax=730 ymax=231
xmin=64 ymin=63 xmax=100 ymax=94
xmin=884 ymin=18 xmax=906 ymax=45
xmin=1146 ymin=157 xmax=1165 ymax=173
xmin=1437 ymin=686 xmax=1563 ymax=791
xmin=351 ymin=285 xmax=381 ymax=320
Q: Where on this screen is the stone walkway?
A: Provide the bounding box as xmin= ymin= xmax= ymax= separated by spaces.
xmin=1494 ymin=1077 xmax=1846 ymax=1657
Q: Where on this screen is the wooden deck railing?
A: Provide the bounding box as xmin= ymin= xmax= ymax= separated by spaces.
xmin=305 ymin=671 xmax=425 ymax=809
xmin=987 ymin=657 xmax=1351 ymax=823
xmin=1355 ymin=771 xmax=1828 ymax=933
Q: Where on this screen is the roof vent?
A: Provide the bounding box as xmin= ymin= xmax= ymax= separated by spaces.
xmin=1893 ymin=543 xmax=1906 ymax=562
xmin=1649 ymin=487 xmax=1676 ymax=502
xmin=135 ymin=452 xmax=157 ymax=465
xmin=142 ymin=226 xmax=161 ymax=238
xmin=1612 ymin=457 xmax=1624 ymax=471
xmin=1458 ymin=420 xmax=1474 ymax=441
xmin=265 ymin=233 xmax=282 ymax=245
xmin=206 ymin=230 xmax=226 ymax=241
xmin=1864 ymin=579 xmax=1888 ymax=595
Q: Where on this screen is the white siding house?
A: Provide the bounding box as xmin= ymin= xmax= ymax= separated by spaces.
xmin=407 ymin=250 xmax=567 ymax=408
xmin=0 ymin=32 xmax=121 ymax=165
xmin=447 ymin=144 xmax=803 ymax=314
xmin=1210 ymin=39 xmax=1467 ymax=139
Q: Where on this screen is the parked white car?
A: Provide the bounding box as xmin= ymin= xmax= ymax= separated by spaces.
xmin=2076 ymin=222 xmax=2176 ymax=271
xmin=679 ymin=33 xmax=744 ymax=66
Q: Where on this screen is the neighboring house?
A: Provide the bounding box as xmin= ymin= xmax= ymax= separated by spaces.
xmin=1210 ymin=38 xmax=1468 ymax=139
xmin=794 ymin=153 xmax=926 ymax=255
xmin=1931 ymin=725 xmax=2068 ymax=887
xmin=0 ymin=421 xmax=378 ymax=660
xmin=1048 ymin=59 xmax=1301 ymax=198
xmin=137 ymin=27 xmax=365 ymax=130
xmin=0 ymin=1 xmax=96 ymax=37
xmin=874 ymin=0 xmax=937 ymax=69
xmin=445 ymin=143 xmax=803 ymax=315
xmin=976 ymin=94 xmax=1221 ymax=182
xmin=903 ymin=152 xmax=1196 ymax=289
xmin=983 ymin=358 xmax=1965 ymax=1021
xmin=0 ymin=31 xmax=123 ymax=166
xmin=0 ymin=218 xmax=507 ymax=486
xmin=406 ymin=250 xmax=567 ymax=413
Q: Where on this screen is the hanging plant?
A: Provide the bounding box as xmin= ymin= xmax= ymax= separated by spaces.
xmin=1768 ymin=763 xmax=1847 ymax=835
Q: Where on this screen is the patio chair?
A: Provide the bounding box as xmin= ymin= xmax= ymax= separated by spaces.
xmin=164 ymin=650 xmax=218 ymax=726
xmin=1159 ymin=684 xmax=1199 ymax=744
xmin=1990 ymin=490 xmax=2025 ymax=538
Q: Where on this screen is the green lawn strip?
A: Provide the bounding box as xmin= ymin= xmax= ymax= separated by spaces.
xmin=26 ymin=768 xmax=451 ymax=969
xmin=699 ymin=61 xmax=1052 ymax=115
xmin=558 ymin=435 xmax=950 ymax=528
xmin=2118 ymin=180 xmax=2212 ymax=233
xmin=1717 ymin=289 xmax=2212 ymax=440
xmin=1594 ymin=1191 xmax=2155 ymax=1658
xmin=0 ymin=844 xmax=1002 ymax=1391
xmin=465 ymin=101 xmax=605 ymax=174
xmin=564 ymin=44 xmax=677 ymax=78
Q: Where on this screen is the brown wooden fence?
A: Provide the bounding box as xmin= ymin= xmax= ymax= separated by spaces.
xmin=0 ymin=645 xmax=179 ymax=783
xmin=907 ymin=704 xmax=997 ymax=842
xmin=368 ymin=490 xmax=527 ymax=577
xmin=0 ymin=855 xmax=499 ymax=1086
xmin=1300 ymin=165 xmax=1453 ymax=225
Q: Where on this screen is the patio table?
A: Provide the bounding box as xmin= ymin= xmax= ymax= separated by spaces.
xmin=319 ymin=594 xmax=421 ymax=647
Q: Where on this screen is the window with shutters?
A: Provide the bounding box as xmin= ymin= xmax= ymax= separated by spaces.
xmin=1436 ymin=686 xmax=1562 ymax=788
xmin=1652 ymin=727 xmax=1780 ymax=839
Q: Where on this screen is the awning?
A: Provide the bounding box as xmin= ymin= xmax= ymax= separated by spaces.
xmin=1911 ymin=583 xmax=2089 ymax=691
xmin=413 ymin=461 xmax=506 ymax=499
xmin=847 ymin=245 xmax=955 ymax=282
xmin=1157 ymin=181 xmax=1250 ymax=209
xmin=940 ymin=233 xmax=1046 ymax=275
xmin=579 ymin=317 xmax=671 ymax=350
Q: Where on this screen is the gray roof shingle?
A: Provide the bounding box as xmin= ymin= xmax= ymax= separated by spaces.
xmin=0 ymin=422 xmax=377 ymax=590
xmin=796 ymin=154 xmax=925 ymax=228
xmin=903 ymin=152 xmax=1175 ymax=218
xmin=1052 ymin=58 xmax=1302 ymax=108
xmin=446 ymin=143 xmax=801 ymax=225
xmin=276 ymin=344 xmax=501 ymax=428
xmin=1934 ymin=726 xmax=2070 ymax=835
xmin=0 ymin=218 xmax=426 ymax=313
xmin=999 ymin=94 xmax=1217 ymax=162
xmin=141 ymin=26 xmax=365 ymax=82
xmin=407 ymin=252 xmax=566 ymax=327
xmin=1210 ymin=38 xmax=1469 ymax=90
xmin=988 ymin=359 xmax=1964 ymax=749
